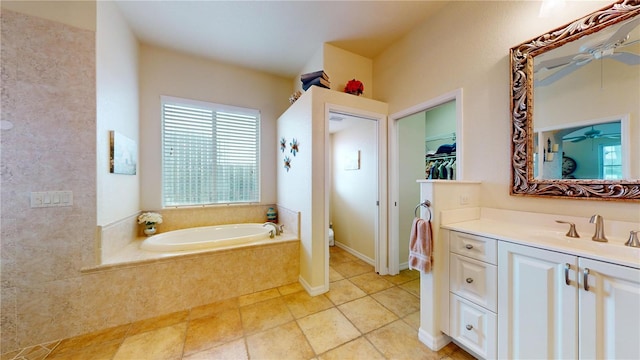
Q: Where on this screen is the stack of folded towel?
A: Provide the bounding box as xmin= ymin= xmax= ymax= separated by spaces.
xmin=301 ymin=70 xmax=330 ymax=91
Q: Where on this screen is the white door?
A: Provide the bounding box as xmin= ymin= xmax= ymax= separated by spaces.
xmin=579 ymin=258 xmax=640 ymax=359
xmin=498 ymin=242 xmax=578 ymax=359
xmin=326 ymin=106 xmax=387 ymax=275
xmin=388 ymin=89 xmax=462 ymax=274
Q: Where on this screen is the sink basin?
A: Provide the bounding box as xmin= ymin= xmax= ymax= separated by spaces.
xmin=527 ymin=230 xmax=640 ymax=266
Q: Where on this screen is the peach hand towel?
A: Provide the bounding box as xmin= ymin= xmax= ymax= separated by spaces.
xmin=408 ymin=217 xmax=433 ymax=273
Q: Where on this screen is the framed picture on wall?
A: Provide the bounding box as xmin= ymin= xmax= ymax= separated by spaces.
xmin=109 ymin=130 xmax=137 ymax=175
xmin=344 ymin=150 xmax=360 ymax=170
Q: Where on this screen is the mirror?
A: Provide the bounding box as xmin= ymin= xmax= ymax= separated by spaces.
xmin=510 ymin=1 xmax=640 ymax=201
xmin=534 ymin=116 xmax=628 ymax=180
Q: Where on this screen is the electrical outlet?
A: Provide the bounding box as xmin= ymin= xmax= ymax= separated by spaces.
xmin=459 ymin=194 xmax=470 ymax=205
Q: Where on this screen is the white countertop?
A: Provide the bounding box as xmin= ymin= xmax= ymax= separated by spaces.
xmin=441 ymin=208 xmax=640 ymax=269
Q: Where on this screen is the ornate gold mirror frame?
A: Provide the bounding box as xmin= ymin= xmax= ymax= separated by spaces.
xmin=510 ymin=0 xmax=640 ymax=201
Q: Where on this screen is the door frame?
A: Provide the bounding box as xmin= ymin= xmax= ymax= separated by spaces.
xmin=388 ymin=88 xmax=463 ymax=275
xmin=325 ymin=103 xmax=388 ymax=276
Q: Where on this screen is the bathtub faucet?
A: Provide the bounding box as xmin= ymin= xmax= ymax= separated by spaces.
xmin=263 ymin=222 xmax=283 ymax=237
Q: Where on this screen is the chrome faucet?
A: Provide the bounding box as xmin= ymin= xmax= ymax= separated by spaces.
xmin=263 ymin=222 xmax=282 ymax=237
xmin=589 ymin=214 xmax=608 ymax=242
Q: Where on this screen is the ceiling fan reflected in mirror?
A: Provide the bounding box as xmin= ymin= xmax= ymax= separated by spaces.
xmin=535 ymin=16 xmax=640 ymax=86
xmin=563 ymin=125 xmax=621 ymax=143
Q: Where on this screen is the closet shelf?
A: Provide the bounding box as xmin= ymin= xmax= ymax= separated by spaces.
xmin=426 ymin=152 xmax=456 ymax=160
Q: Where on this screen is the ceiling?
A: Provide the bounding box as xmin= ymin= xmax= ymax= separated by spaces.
xmin=114 ymin=0 xmax=448 ymax=78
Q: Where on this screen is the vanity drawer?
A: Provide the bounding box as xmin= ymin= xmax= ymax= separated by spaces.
xmin=450 ymin=231 xmax=497 ymax=264
xmin=450 ymin=253 xmax=497 ymax=312
xmin=450 ymin=294 xmax=497 ymax=360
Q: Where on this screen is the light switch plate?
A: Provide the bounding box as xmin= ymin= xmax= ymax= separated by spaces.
xmin=30 ymin=191 xmax=73 ymax=208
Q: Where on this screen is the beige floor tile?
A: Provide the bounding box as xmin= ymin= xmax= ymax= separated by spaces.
xmin=238 ymin=288 xmax=280 ymax=307
xmin=283 ymin=291 xmax=334 ymax=319
xmin=325 ymin=279 xmax=366 ymax=305
xmin=384 ymin=268 xmax=420 ymax=285
xmin=318 ymin=337 xmax=385 ymax=360
xmin=437 ymin=342 xmax=473 ymax=359
xmin=12 ymin=344 xmax=50 ymax=360
xmin=366 ymin=320 xmax=437 ymax=360
xmin=189 ymin=298 xmax=238 ymax=320
xmin=1 ymin=350 xmax=22 ymax=360
xmin=240 ymin=297 xmax=294 ymax=334
xmin=5 ymin=264 xmax=477 ymax=360
xmin=348 ymin=272 xmax=394 ymax=294
xmin=278 ymin=282 xmax=305 ymax=296
xmin=338 ymin=297 xmax=398 ymax=334
xmin=331 ymin=260 xmax=374 ymax=279
xmin=183 ymin=308 xmax=244 ymax=356
xmin=371 ymin=287 xmax=420 ymax=317
xmin=328 ymin=248 xmax=358 ymax=265
xmin=45 ymin=340 xmax=121 ymax=360
xmin=182 ymin=338 xmax=248 ymax=360
xmin=297 ymin=308 xmax=361 ymax=354
xmin=328 ymin=267 xmax=344 ymax=282
xmin=403 ymin=310 xmax=421 ymax=330
xmin=400 ymin=278 xmax=420 ymax=297
xmin=448 ymin=346 xmax=478 ymax=360
xmin=113 ymin=323 xmax=187 ymax=360
xmin=246 ymin=321 xmax=314 ymax=360
xmin=46 ymin=323 xmax=130 ymax=357
xmin=127 ymin=310 xmax=189 ymax=336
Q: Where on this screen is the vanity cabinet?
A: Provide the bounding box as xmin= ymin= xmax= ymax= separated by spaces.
xmin=448 ymin=231 xmax=497 ymax=359
xmin=578 ymin=257 xmax=640 ymax=359
xmin=498 ymin=241 xmax=640 ymax=360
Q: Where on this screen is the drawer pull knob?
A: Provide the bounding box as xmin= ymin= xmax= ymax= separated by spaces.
xmin=465 ymin=244 xmax=473 ymax=250
xmin=465 ymin=278 xmax=474 ymax=284
xmin=466 ymin=324 xmax=473 ymax=330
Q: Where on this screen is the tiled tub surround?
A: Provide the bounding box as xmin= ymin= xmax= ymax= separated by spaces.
xmin=99 ymin=205 xmax=299 ymax=264
xmin=83 ymin=206 xmax=300 ymax=349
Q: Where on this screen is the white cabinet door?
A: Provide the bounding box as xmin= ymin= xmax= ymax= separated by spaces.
xmin=579 ymin=258 xmax=640 ymax=360
xmin=498 ymin=241 xmax=578 ymax=359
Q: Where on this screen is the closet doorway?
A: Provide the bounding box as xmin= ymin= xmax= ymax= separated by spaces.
xmin=388 ymin=89 xmax=462 ymax=274
xmin=325 ymin=105 xmax=387 ymax=277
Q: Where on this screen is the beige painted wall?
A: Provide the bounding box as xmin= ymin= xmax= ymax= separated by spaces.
xmin=375 ymin=0 xmax=639 ymax=223
xmin=324 ymin=44 xmax=374 ymax=99
xmin=330 ymin=119 xmax=377 ymax=261
xmin=293 ymin=44 xmax=374 ymax=99
xmin=96 ymin=0 xmax=140 ymax=226
xmin=138 ymin=44 xmax=292 ymax=210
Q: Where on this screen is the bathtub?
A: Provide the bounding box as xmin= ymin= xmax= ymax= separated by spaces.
xmin=140 ymin=223 xmax=274 ymax=252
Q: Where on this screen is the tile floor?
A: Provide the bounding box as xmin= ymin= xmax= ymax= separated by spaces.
xmin=3 ymin=246 xmax=474 ymax=360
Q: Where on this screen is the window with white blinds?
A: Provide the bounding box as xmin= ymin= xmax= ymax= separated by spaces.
xmin=161 ymin=96 xmax=260 ymax=207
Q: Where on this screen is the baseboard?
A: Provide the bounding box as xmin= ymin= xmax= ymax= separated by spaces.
xmin=399 ymin=261 xmax=409 ymax=271
xmin=418 ymin=328 xmax=451 ymax=351
xmin=298 ymin=275 xmax=328 ymax=296
xmin=334 ymin=242 xmax=374 ymax=266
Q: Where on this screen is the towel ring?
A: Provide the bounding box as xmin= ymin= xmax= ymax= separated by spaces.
xmin=414 ymin=200 xmax=432 ymax=221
